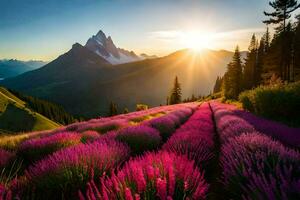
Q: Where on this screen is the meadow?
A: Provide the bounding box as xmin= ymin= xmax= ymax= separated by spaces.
xmin=0 ymin=101 xmax=299 ymax=200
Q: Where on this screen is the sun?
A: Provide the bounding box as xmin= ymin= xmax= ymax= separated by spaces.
xmin=181 ymin=31 xmax=214 ymax=52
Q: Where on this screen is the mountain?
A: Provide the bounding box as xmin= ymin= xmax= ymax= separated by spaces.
xmin=0 ymin=59 xmax=47 ymax=80
xmin=0 ymin=44 xmax=237 ymax=117
xmin=140 ymin=53 xmax=158 ymax=59
xmin=24 ymin=60 xmax=48 ymax=69
xmin=85 ymin=30 xmax=141 ymax=64
xmin=0 ymin=87 xmax=59 ymax=134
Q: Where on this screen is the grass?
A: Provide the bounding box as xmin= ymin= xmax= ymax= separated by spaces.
xmin=89 ymin=123 xmax=121 ymax=134
xmin=129 ymin=111 xmax=166 ymax=124
xmin=0 ymin=87 xmax=59 ymax=135
xmin=0 ymin=133 xmax=29 ymax=150
xmin=221 ymin=98 xmax=243 ymax=109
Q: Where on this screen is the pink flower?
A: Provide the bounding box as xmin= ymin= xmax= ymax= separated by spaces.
xmin=125 ymin=187 xmax=134 ymax=200
xmin=156 ymin=178 xmax=167 ymax=200
xmin=0 ymin=149 xmax=15 ymax=168
xmin=82 ymin=151 xmax=208 ymax=199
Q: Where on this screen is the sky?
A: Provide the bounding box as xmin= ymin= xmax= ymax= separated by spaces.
xmin=0 ymin=0 xmax=295 ymax=61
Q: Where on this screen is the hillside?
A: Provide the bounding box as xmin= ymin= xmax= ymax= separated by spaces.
xmin=0 ymin=87 xmax=59 ymax=134
xmin=0 ymin=101 xmax=299 ymax=199
xmin=1 ymin=46 xmax=238 ymax=118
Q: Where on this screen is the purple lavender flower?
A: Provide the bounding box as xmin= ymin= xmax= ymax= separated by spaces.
xmin=233 ymin=109 xmax=300 ymax=148
xmin=80 ymin=131 xmax=100 ymax=143
xmin=20 ymin=139 xmax=130 ymax=199
xmin=18 ymin=132 xmax=81 ymax=162
xmin=163 ymin=103 xmax=214 ymax=167
xmin=81 ymin=151 xmax=208 ymax=200
xmin=0 ymin=183 xmax=12 ymax=200
xmin=116 ymin=125 xmax=162 ymax=155
xmin=144 ymin=116 xmax=176 ymax=141
xmin=211 ymin=101 xmax=300 ymax=199
xmin=0 ymin=149 xmax=15 ymax=169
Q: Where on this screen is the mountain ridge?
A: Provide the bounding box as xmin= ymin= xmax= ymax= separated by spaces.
xmin=0 ymin=47 xmax=237 ymax=117
xmin=0 ymin=59 xmax=47 ymax=79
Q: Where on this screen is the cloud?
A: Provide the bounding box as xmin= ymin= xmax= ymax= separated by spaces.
xmin=149 ymin=30 xmax=184 ymax=42
xmin=150 ymin=28 xmax=265 ymax=40
xmin=148 ymin=28 xmax=266 ymax=50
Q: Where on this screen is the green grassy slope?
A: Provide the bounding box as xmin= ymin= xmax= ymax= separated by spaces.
xmin=0 ymin=87 xmax=59 ymax=134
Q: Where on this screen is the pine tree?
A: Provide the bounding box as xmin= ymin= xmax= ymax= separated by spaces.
xmin=294 ymin=15 xmax=300 ymax=80
xmin=263 ymin=27 xmax=271 ymax=53
xmin=169 ymin=76 xmax=182 ymax=105
xmin=263 ymin=0 xmax=300 ymax=81
xmin=263 ymin=0 xmax=300 ymax=32
xmin=243 ymin=34 xmax=258 ymax=89
xmin=223 ymin=46 xmax=243 ymax=99
xmin=255 ymin=37 xmax=266 ymax=85
xmin=213 ymin=76 xmax=223 ymax=93
xmin=109 ymin=102 xmax=118 ymax=116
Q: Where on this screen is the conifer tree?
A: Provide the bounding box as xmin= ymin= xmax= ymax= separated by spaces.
xmin=294 ymin=15 xmax=300 ymax=80
xmin=263 ymin=0 xmax=300 ymax=81
xmin=213 ymin=76 xmax=223 ymax=93
xmin=263 ymin=27 xmax=271 ymax=53
xmin=109 ymin=102 xmax=118 ymax=116
xmin=223 ymin=46 xmax=243 ymax=99
xmin=263 ymin=0 xmax=300 ymax=32
xmin=169 ymin=76 xmax=182 ymax=105
xmin=255 ymin=37 xmax=266 ymax=85
xmin=243 ymin=34 xmax=258 ymax=89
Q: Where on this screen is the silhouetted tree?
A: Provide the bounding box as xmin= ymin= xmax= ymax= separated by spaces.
xmin=223 ymin=46 xmax=243 ymax=99
xmin=263 ymin=0 xmax=300 ymax=81
xmin=169 ymin=76 xmax=182 ymax=104
xmin=294 ymin=15 xmax=300 ymax=80
xmin=243 ymin=34 xmax=258 ymax=89
xmin=109 ymin=101 xmax=118 ymax=116
xmin=213 ymin=76 xmax=223 ymax=93
xmin=166 ymin=96 xmax=169 ymax=105
xmin=255 ymin=37 xmax=266 ymax=85
xmin=263 ymin=27 xmax=271 ymax=53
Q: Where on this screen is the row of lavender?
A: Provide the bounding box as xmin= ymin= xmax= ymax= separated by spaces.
xmin=0 ymin=103 xmax=191 ymax=151
xmin=80 ymin=102 xmax=215 ymax=200
xmin=210 ymin=102 xmax=300 ymax=199
xmin=0 ymin=103 xmax=196 ymax=166
xmin=0 ymin=103 xmax=206 ymax=199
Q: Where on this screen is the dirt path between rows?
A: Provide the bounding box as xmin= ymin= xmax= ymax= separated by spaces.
xmin=207 ymin=102 xmax=226 ymax=200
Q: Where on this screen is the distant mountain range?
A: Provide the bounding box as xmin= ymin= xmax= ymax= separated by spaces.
xmin=0 ymin=30 xmax=245 ymax=118
xmin=0 ymin=59 xmax=47 ymax=80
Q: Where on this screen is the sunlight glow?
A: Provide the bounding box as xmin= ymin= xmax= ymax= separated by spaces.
xmin=181 ymin=31 xmax=215 ymax=51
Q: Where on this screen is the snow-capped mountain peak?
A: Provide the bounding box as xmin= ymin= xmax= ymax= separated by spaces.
xmin=85 ymin=30 xmax=141 ymax=65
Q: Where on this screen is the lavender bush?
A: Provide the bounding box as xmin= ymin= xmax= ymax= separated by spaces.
xmin=80 ymin=151 xmax=208 ymax=200
xmin=17 ymin=139 xmax=130 ymax=199
xmin=18 ymin=132 xmax=81 ymax=163
xmin=116 ymin=125 xmax=162 ymax=155
xmin=163 ymin=103 xmax=214 ymax=168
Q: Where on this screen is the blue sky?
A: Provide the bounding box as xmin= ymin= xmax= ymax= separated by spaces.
xmin=0 ymin=0 xmax=291 ymax=61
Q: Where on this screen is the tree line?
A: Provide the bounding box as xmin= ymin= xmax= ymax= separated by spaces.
xmin=214 ymin=0 xmax=300 ymax=100
xmin=10 ymin=90 xmax=78 ymax=125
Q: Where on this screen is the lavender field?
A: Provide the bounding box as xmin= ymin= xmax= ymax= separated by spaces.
xmin=0 ymin=101 xmax=299 ymax=200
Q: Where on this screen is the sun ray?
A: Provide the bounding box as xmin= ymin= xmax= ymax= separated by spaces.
xmin=180 ymin=31 xmax=215 ymax=51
